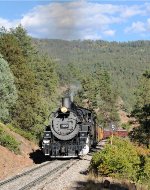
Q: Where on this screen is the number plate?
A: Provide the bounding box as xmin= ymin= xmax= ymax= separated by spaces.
xmin=60 ymin=124 xmax=69 ymax=128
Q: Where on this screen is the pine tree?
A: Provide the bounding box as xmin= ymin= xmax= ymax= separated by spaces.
xmin=10 ymin=25 xmax=36 ymax=58
xmin=32 ymin=55 xmax=59 ymax=112
xmin=0 ymin=29 xmax=46 ymax=132
xmin=10 ymin=25 xmax=59 ymax=113
xmin=130 ymin=71 xmax=150 ymax=147
xmin=0 ymin=27 xmax=60 ymax=137
xmin=75 ymin=66 xmax=118 ymax=126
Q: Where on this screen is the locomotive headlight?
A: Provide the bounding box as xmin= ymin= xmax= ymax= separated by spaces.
xmin=61 ymin=106 xmax=68 ymax=113
xmin=43 ymin=139 xmax=50 ymax=144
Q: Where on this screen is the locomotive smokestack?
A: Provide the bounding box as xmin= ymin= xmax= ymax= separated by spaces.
xmin=62 ymin=97 xmax=71 ymax=109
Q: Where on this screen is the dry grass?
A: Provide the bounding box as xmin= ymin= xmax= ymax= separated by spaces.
xmin=78 ymin=175 xmax=149 ymax=190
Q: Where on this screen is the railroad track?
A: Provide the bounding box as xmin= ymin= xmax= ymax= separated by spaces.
xmin=0 ymin=159 xmax=79 ymax=190
xmin=0 ymin=160 xmax=53 ymax=187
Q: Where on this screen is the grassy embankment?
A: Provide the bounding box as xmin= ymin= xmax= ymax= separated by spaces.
xmin=0 ymin=122 xmax=37 ymax=154
xmin=0 ymin=123 xmax=20 ymax=154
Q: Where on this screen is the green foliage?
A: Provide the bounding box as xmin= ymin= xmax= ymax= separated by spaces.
xmin=0 ymin=26 xmax=59 ymax=135
xmin=135 ymin=71 xmax=150 ymax=108
xmin=7 ymin=124 xmax=36 ymax=142
xmin=33 ymin=39 xmax=150 ymax=111
xmin=135 ymin=147 xmax=150 ymax=187
xmin=130 ymin=71 xmax=150 ymax=147
xmin=0 ymin=127 xmax=20 ymax=154
xmin=143 ymin=157 xmax=150 ymax=181
xmin=31 ymin=55 xmax=59 ymax=118
xmin=0 ymin=55 xmax=17 ymax=122
xmin=0 ymin=30 xmax=40 ymax=131
xmin=90 ymin=137 xmax=140 ymax=181
xmin=90 ymin=137 xmax=150 ymax=186
xmin=121 ymin=123 xmax=131 ymax=131
xmin=10 ymin=25 xmax=36 ymax=58
xmin=75 ymin=66 xmax=119 ymax=126
xmin=57 ymin=62 xmax=81 ymax=85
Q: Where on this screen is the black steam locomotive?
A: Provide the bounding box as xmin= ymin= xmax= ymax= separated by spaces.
xmin=42 ymin=97 xmax=97 ymax=157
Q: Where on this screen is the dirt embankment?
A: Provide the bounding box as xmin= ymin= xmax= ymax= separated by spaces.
xmin=0 ymin=126 xmax=39 ymax=180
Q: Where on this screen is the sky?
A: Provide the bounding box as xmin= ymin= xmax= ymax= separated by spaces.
xmin=0 ymin=0 xmax=150 ymax=41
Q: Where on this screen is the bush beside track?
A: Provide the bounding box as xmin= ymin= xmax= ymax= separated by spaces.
xmin=90 ymin=137 xmax=150 ymax=187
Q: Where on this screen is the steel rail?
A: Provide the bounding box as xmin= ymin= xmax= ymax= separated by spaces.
xmin=18 ymin=160 xmax=77 ymax=190
xmin=0 ymin=160 xmax=54 ymax=187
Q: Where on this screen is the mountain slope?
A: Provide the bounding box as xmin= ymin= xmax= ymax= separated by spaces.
xmin=32 ymin=39 xmax=150 ymax=111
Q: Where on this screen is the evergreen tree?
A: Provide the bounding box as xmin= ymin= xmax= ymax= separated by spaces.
xmin=0 ymin=26 xmax=59 ymax=137
xmin=10 ymin=25 xmax=36 ymax=58
xmin=75 ymin=66 xmax=119 ymax=126
xmin=130 ymin=71 xmax=150 ymax=147
xmin=0 ymin=55 xmax=17 ymax=122
xmin=32 ymin=55 xmax=59 ymax=112
xmin=10 ymin=25 xmax=59 ymax=113
xmin=0 ymin=29 xmax=46 ymax=132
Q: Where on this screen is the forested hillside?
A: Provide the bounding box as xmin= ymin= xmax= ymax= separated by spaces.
xmin=0 ymin=26 xmax=60 ymax=140
xmin=33 ymin=39 xmax=150 ymax=111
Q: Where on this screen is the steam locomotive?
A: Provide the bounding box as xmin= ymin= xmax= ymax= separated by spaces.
xmin=42 ymin=97 xmax=97 ymax=158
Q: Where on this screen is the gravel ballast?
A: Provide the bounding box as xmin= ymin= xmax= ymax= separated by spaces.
xmin=39 ymin=155 xmax=92 ymax=190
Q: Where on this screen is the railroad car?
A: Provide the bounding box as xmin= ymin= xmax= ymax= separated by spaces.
xmin=42 ymin=97 xmax=97 ymax=158
xmin=101 ymin=128 xmax=128 ymax=139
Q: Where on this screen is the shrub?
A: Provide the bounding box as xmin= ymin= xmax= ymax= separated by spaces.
xmin=143 ymin=157 xmax=150 ymax=180
xmin=0 ymin=128 xmax=20 ymax=154
xmin=90 ymin=137 xmax=140 ymax=181
xmin=90 ymin=137 xmax=150 ymax=188
xmin=143 ymin=157 xmax=150 ymax=188
xmin=137 ymin=153 xmax=150 ymax=186
xmin=121 ymin=123 xmax=131 ymax=131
